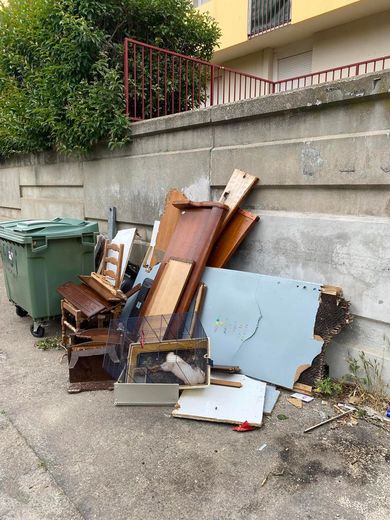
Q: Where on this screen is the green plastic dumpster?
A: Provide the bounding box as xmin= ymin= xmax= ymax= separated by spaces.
xmin=0 ymin=218 xmax=98 ymax=337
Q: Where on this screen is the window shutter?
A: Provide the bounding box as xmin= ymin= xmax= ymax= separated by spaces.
xmin=278 ymin=51 xmax=312 ymax=80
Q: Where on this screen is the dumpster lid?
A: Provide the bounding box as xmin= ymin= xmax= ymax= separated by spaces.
xmin=0 ymin=218 xmax=97 ymax=242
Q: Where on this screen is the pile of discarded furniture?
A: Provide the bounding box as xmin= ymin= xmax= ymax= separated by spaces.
xmin=58 ymin=169 xmax=351 ymax=427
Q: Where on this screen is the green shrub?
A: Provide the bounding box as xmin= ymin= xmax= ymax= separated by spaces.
xmin=0 ymin=0 xmax=220 ymax=156
xmin=314 ymin=377 xmax=343 ymax=397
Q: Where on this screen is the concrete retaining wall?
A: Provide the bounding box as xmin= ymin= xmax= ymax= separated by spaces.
xmin=1 ymin=71 xmax=390 ymax=385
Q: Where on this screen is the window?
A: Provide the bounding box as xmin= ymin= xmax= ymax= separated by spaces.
xmin=250 ymin=0 xmax=291 ymax=37
xmin=193 ymin=0 xmax=209 ymax=6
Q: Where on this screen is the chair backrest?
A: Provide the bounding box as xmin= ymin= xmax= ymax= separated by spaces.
xmin=101 ymin=240 xmax=124 ymax=289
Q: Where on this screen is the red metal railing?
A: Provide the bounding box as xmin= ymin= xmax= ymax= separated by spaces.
xmin=124 ymin=38 xmax=390 ymax=121
xmin=275 ymin=54 xmax=390 ymax=92
xmin=249 ymin=0 xmax=292 ymax=37
xmin=124 ymin=38 xmax=274 ymax=120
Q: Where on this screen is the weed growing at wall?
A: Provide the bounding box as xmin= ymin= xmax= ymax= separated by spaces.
xmin=0 ymin=0 xmax=220 ymax=157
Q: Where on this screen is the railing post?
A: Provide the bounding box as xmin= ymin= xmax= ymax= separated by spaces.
xmin=210 ymin=65 xmax=215 ymax=106
xmin=124 ymin=38 xmax=129 ymax=117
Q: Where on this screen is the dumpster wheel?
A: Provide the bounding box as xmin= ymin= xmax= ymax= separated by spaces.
xmin=30 ymin=323 xmax=45 ymax=338
xmin=15 ymin=305 xmax=28 ymax=318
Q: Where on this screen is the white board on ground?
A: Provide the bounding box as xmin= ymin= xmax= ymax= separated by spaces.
xmin=209 ymin=372 xmax=279 ymax=415
xmin=107 ymin=228 xmax=137 ymax=281
xmin=172 ymin=374 xmax=266 ymax=426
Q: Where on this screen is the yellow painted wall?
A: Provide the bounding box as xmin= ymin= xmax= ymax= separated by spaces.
xmin=199 ymin=0 xmax=373 ymax=54
xmin=292 ymin=0 xmax=361 ymax=24
xmin=198 ymin=0 xmax=248 ymax=50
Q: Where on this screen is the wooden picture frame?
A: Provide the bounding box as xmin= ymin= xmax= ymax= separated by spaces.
xmin=126 ymin=337 xmax=210 ymax=389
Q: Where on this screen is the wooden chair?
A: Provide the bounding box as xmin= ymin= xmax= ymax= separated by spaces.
xmin=61 ymin=299 xmax=122 ymax=347
xmin=98 ymin=240 xmax=124 ymax=290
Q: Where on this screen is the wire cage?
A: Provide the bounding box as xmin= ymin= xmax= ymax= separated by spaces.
xmin=103 ymin=313 xmax=210 ymax=388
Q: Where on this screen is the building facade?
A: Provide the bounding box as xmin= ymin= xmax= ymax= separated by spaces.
xmin=195 ymin=0 xmax=390 ymax=81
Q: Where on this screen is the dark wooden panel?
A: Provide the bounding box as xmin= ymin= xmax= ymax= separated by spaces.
xmin=57 ymin=282 xmax=110 ymax=318
xmin=207 ymin=209 xmax=260 ymax=268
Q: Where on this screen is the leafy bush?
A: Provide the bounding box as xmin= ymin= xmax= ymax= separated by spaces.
xmin=0 ymin=0 xmax=220 ymax=157
xmin=314 ymin=377 xmax=343 ymax=397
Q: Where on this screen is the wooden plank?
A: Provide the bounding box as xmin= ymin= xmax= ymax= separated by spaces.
xmin=210 ymin=378 xmax=242 ymax=388
xmin=57 ymin=282 xmax=109 ymax=318
xmin=173 ymin=201 xmax=227 ymax=210
xmin=293 ymin=383 xmax=313 ymax=396
xmin=212 ymin=365 xmax=241 ymax=373
xmin=172 ymin=374 xmax=266 ymax=426
xmin=321 ymin=285 xmax=343 ymax=296
xmin=142 ymin=258 xmax=194 ymax=317
xmin=219 ymin=169 xmax=259 ymax=228
xmin=208 ymin=208 xmax=260 ymax=268
xmin=155 ymin=190 xmax=188 ymax=254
